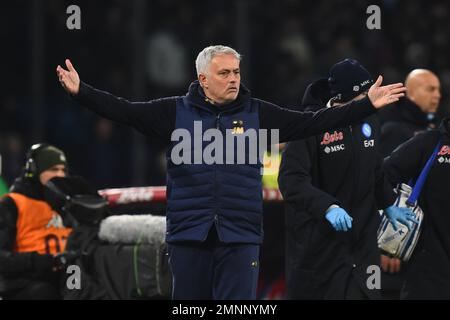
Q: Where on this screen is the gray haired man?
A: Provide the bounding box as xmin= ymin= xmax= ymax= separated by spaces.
xmin=57 ymin=45 xmax=405 ymax=299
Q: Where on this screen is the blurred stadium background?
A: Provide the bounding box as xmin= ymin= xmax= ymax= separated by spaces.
xmin=1 ymin=0 xmax=449 ymax=188
xmin=1 ymin=0 xmax=449 ymax=299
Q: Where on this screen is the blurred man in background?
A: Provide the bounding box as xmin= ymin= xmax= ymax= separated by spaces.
xmin=379 ymin=69 xmax=441 ymax=157
xmin=0 ymin=144 xmax=72 ymax=299
xmin=378 ymin=69 xmax=441 ymax=299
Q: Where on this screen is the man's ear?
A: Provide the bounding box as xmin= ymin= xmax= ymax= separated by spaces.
xmin=199 ymin=74 xmax=208 ymax=89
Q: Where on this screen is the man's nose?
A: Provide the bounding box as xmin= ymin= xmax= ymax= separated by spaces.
xmin=435 ymin=90 xmax=441 ymax=99
xmin=229 ymin=73 xmax=238 ymax=82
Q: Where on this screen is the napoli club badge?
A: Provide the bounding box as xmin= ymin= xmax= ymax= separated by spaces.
xmin=362 ymin=123 xmax=372 ymax=138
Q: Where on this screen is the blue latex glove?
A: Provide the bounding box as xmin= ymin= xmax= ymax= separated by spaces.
xmin=384 ymin=205 xmax=419 ymax=231
xmin=325 ymin=206 xmax=353 ymax=232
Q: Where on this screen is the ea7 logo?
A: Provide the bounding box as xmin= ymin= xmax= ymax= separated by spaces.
xmin=364 ymin=139 xmax=375 ymax=148
xmin=324 ymin=144 xmax=345 ymax=154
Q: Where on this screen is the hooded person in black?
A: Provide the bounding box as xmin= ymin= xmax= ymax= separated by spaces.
xmin=278 ymin=59 xmax=415 ymax=299
xmin=383 ymin=118 xmax=450 ymax=299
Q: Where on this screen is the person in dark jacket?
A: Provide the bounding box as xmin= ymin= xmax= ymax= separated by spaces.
xmin=0 ymin=144 xmax=72 ymax=299
xmin=56 ymin=45 xmax=406 ymax=300
xmin=377 ymin=69 xmax=441 ymax=298
xmin=383 ymin=118 xmax=450 ymax=299
xmin=379 ymin=69 xmax=441 ymax=157
xmin=278 ymin=59 xmax=416 ymax=300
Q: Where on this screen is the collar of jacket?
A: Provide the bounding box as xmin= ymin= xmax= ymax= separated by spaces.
xmin=184 ymin=80 xmax=251 ymax=115
xmin=9 ymin=177 xmax=45 ymax=201
xmin=439 ymin=118 xmax=450 ymax=136
xmin=399 ymin=98 xmax=434 ymax=126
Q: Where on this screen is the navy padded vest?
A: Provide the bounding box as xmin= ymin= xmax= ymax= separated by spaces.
xmin=165 ymin=97 xmax=264 ymax=244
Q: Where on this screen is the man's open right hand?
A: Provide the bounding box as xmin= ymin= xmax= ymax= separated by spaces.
xmin=56 ymin=59 xmax=80 ymax=95
xmin=368 ymin=75 xmax=406 ymax=109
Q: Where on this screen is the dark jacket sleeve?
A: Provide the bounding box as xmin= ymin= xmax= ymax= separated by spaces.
xmin=278 ymin=139 xmax=339 ymax=220
xmin=373 ymin=117 xmax=397 ymax=209
xmin=0 ymin=196 xmax=33 ymax=276
xmin=374 ymin=151 xmax=397 ymax=210
xmin=73 ymin=82 xmax=177 ymax=142
xmin=258 ymin=96 xmax=377 ymax=143
xmin=0 ymin=197 xmax=17 ymax=252
xmin=382 ymin=132 xmax=429 ymax=186
xmin=0 ymin=197 xmax=53 ymax=278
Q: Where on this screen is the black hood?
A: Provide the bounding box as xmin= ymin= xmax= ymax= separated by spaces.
xmin=9 ymin=177 xmax=45 ymax=201
xmin=300 ymin=78 xmax=332 ymax=112
xmin=185 ymin=80 xmax=251 ymax=114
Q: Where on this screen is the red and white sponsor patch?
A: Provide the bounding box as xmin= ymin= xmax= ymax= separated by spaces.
xmin=438 ymin=145 xmax=450 ymax=156
xmin=320 ymin=131 xmax=344 ymax=145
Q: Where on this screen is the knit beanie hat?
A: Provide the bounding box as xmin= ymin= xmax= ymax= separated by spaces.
xmin=328 ymin=58 xmax=373 ymax=103
xmin=31 ymin=145 xmax=67 ymax=175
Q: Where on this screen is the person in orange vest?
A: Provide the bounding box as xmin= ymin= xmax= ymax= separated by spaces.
xmin=0 ymin=143 xmax=72 ymax=299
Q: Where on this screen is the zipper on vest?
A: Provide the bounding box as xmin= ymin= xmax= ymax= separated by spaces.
xmin=216 ymin=113 xmax=221 ymax=129
xmin=214 ymin=112 xmax=223 ymax=230
xmin=213 ymin=154 xmax=220 ymax=231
